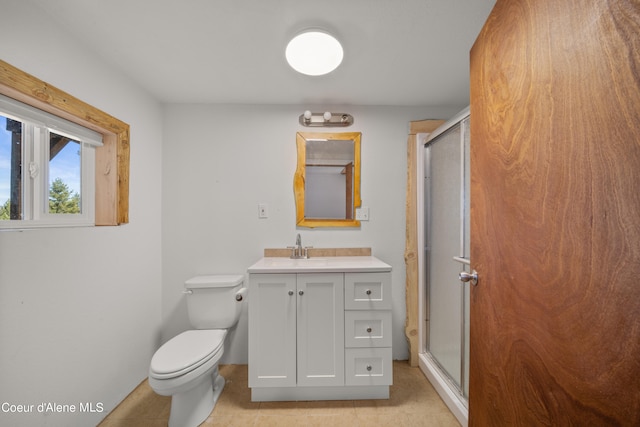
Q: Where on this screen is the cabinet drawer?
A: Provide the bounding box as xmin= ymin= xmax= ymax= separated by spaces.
xmin=344 ymin=272 xmax=391 ymax=309
xmin=345 ymin=347 xmax=392 ymax=386
xmin=345 ymin=310 xmax=392 ymax=348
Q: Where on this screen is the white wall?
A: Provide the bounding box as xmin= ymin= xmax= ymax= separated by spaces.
xmin=0 ymin=1 xmax=163 ymax=426
xmin=161 ymin=104 xmax=462 ymax=363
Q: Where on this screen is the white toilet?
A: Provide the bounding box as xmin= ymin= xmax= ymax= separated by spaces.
xmin=149 ymin=275 xmax=246 ymax=427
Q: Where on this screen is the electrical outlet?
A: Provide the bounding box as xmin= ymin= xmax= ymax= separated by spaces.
xmin=355 ymin=207 xmax=369 ymax=221
xmin=258 ymin=203 xmax=269 ymax=218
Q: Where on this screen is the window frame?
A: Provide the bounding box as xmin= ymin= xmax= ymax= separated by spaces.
xmin=1 ymin=95 xmax=102 ymax=228
xmin=0 ymin=60 xmax=130 ymax=226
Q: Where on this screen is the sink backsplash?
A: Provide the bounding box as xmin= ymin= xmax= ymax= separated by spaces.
xmin=264 ymin=247 xmax=372 ymax=258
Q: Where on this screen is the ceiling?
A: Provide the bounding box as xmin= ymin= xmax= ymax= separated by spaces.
xmin=28 ymin=0 xmax=496 ymax=106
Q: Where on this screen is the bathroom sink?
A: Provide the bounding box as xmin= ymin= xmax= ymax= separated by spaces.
xmin=248 ymin=256 xmax=391 ymax=273
xmin=263 ymin=258 xmax=329 ymax=267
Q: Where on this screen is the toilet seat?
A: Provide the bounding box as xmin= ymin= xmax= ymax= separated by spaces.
xmin=150 ymin=329 xmax=226 ymax=380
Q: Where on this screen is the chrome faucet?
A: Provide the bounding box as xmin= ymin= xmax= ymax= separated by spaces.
xmin=288 ymin=233 xmax=312 ymax=259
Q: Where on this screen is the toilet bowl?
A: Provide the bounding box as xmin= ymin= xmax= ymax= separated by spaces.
xmin=148 ymin=275 xmax=246 ymax=427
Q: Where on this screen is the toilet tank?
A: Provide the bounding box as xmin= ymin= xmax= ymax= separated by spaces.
xmin=184 ymin=275 xmax=245 ymax=329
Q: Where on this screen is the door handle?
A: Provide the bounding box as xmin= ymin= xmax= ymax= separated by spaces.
xmin=459 ymin=270 xmax=478 ymax=286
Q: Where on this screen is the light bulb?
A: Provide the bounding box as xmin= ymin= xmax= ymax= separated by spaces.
xmin=323 ymin=111 xmax=332 ymax=121
xmin=304 ymin=110 xmax=312 ymax=120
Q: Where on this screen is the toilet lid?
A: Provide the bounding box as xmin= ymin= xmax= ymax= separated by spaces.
xmin=150 ymin=329 xmax=226 ymax=378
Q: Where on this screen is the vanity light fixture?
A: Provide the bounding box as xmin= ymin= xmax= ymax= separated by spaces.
xmin=286 ymin=30 xmax=344 ymax=76
xmin=299 ymin=110 xmax=354 ymax=127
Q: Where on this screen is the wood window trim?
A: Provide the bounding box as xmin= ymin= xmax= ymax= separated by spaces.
xmin=0 ymin=60 xmax=129 ymax=225
xmin=405 ymin=119 xmax=444 ymax=366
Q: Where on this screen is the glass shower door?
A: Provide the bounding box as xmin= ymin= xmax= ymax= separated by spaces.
xmin=424 ymin=113 xmax=470 ymax=400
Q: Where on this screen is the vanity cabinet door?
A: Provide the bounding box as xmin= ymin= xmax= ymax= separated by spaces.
xmin=248 ymin=274 xmax=297 ymax=387
xmin=296 ymin=273 xmax=345 ymax=386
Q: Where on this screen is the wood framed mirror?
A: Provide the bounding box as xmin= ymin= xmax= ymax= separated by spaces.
xmin=294 ymin=132 xmax=361 ymax=228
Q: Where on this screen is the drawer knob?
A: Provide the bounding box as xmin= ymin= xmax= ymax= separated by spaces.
xmin=299 ymin=290 xmax=304 ymax=296
xmin=366 ymin=289 xmax=372 ymax=295
xmin=288 ymin=290 xmax=294 ymax=296
xmin=366 ymin=327 xmax=372 ymax=333
xmin=366 ymin=365 xmax=372 ymax=371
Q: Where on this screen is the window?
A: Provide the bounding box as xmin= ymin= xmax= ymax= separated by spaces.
xmin=1 ymin=59 xmax=130 ymax=226
xmin=0 ymin=94 xmax=102 ymax=228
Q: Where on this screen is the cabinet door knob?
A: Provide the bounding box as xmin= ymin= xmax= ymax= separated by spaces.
xmin=365 ymin=289 xmax=372 ymax=295
xmin=366 ymin=365 xmax=372 ymax=371
xmin=366 ymin=327 xmax=372 ymax=333
xmin=299 ymin=290 xmax=304 ymax=296
xmin=288 ymin=290 xmax=294 ymax=296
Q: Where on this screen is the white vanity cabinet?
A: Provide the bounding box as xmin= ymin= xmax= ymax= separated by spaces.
xmin=248 ymin=273 xmax=344 ymax=388
xmin=247 ymin=256 xmax=392 ymax=402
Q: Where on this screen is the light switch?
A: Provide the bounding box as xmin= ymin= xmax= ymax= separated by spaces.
xmin=355 ymin=207 xmax=369 ymax=221
xmin=258 ymin=203 xmax=269 ymax=218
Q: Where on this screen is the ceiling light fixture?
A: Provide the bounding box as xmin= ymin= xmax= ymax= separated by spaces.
xmin=285 ymin=30 xmax=344 ymax=76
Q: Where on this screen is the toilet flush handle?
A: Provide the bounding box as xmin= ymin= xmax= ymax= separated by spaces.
xmin=235 ymin=287 xmax=248 ymax=302
xmin=183 ymin=289 xmax=193 ymax=294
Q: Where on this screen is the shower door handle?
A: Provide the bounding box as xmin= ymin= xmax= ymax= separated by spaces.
xmin=459 ymin=270 xmax=478 ymax=286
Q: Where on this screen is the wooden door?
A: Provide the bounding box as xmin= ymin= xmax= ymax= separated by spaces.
xmin=469 ymin=0 xmax=640 ymax=425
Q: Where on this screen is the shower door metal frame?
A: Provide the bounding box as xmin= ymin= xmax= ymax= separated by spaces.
xmin=417 ymin=107 xmax=470 ymax=426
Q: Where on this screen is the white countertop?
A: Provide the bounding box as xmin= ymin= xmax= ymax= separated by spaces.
xmin=247 ymin=256 xmax=392 ymax=273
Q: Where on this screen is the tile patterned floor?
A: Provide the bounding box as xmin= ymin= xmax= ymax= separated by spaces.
xmin=98 ymin=361 xmax=461 ymax=427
